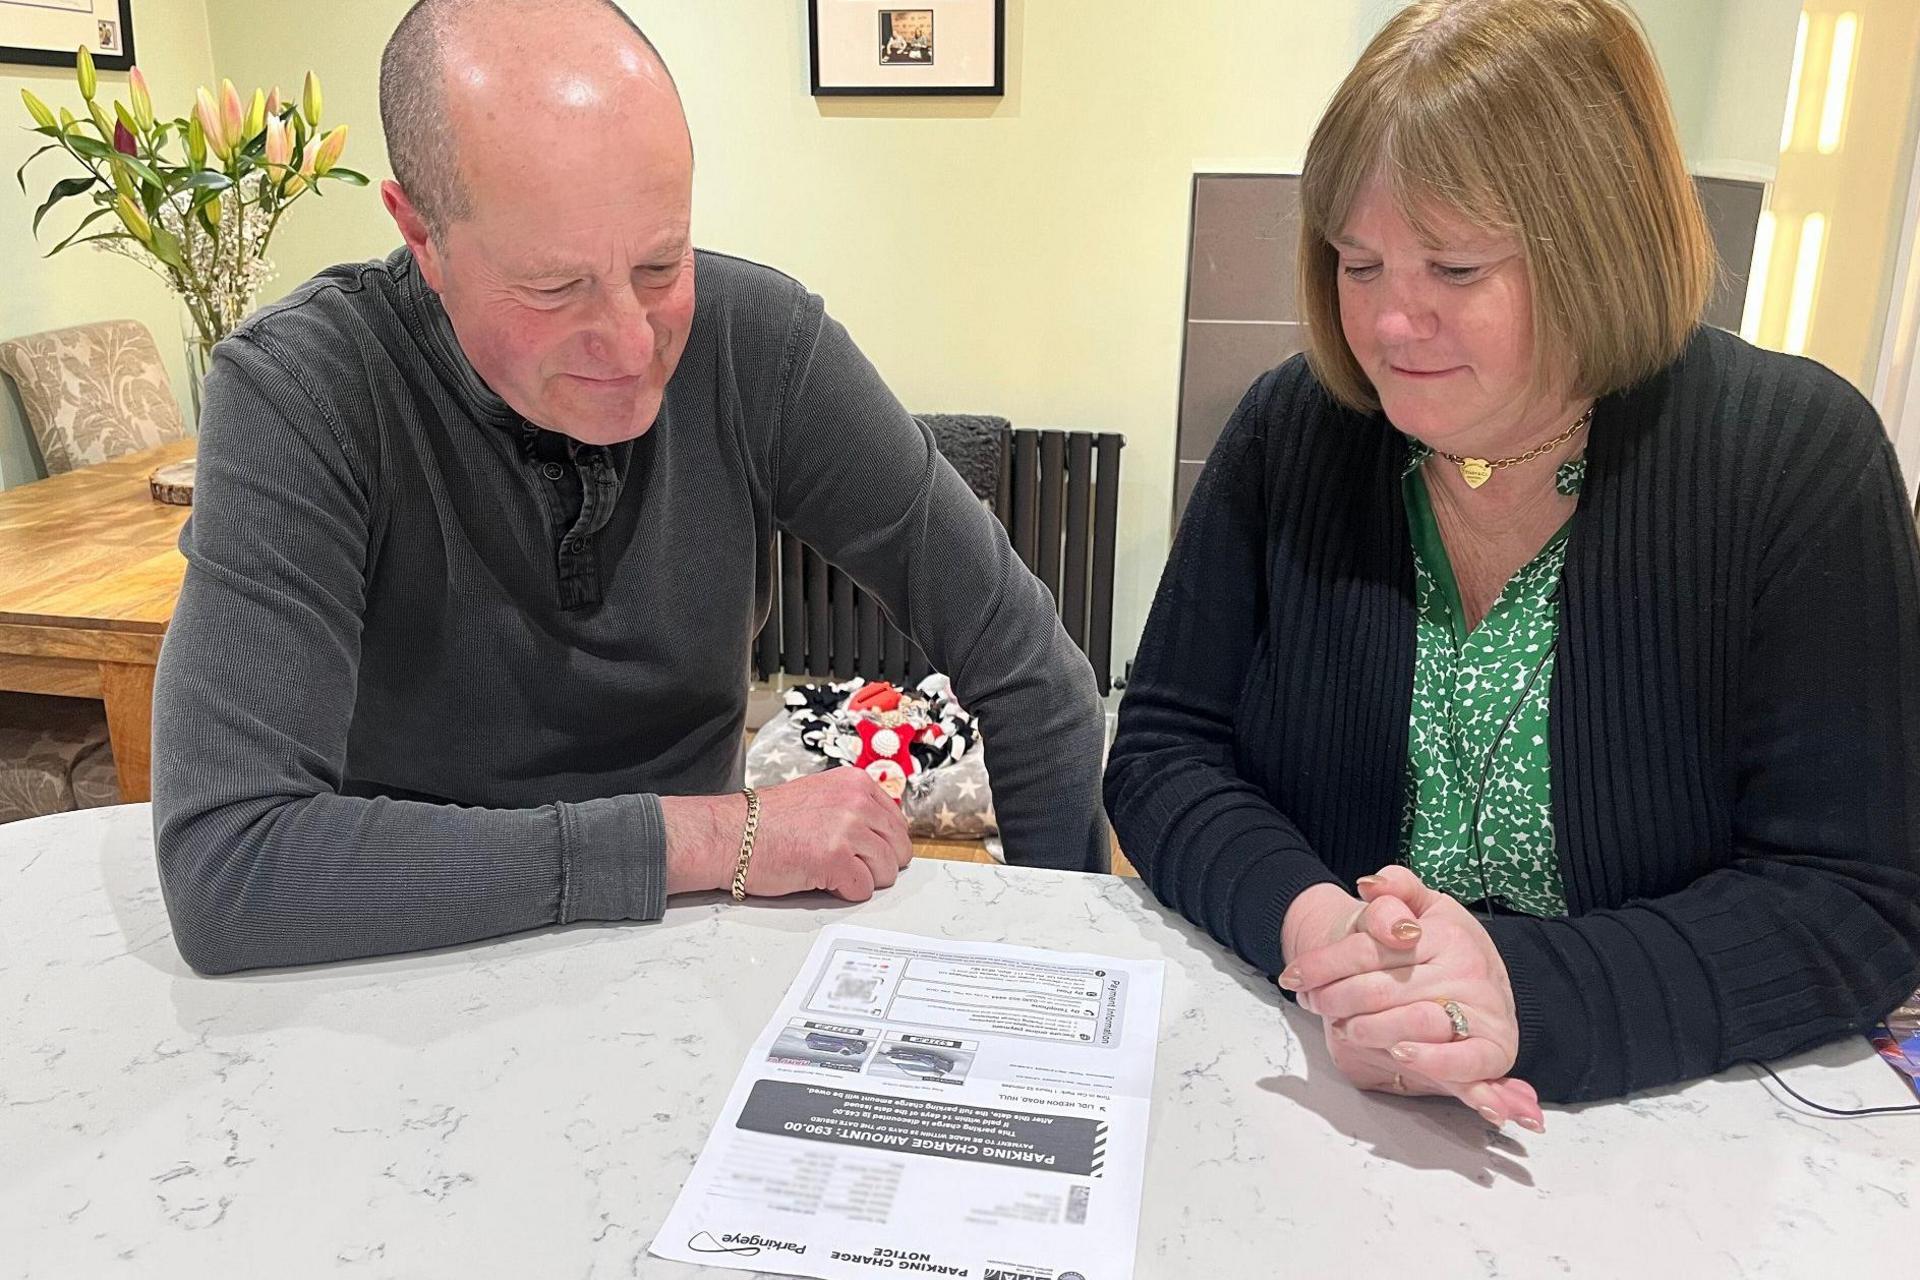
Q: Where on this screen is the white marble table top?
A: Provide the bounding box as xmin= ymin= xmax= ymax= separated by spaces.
xmin=2 ymin=804 xmax=1914 ymax=1278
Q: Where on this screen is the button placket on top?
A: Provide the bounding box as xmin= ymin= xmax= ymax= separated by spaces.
xmin=517 ymin=422 xmax=600 ymax=610
xmin=555 ymin=444 xmax=618 ymax=609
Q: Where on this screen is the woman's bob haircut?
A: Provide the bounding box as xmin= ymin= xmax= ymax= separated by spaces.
xmin=1299 ymin=0 xmax=1716 ymax=411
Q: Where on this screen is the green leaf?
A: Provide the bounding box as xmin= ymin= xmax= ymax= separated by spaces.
xmin=45 ymin=230 xmax=136 ymax=256
xmin=189 ymin=183 xmax=226 ymax=212
xmin=14 ymin=142 xmax=61 ymax=192
xmin=42 ymin=203 xmax=115 ymax=255
xmin=115 ymin=151 xmax=165 ymax=190
xmin=148 ymin=223 xmax=186 ymax=270
xmin=65 ymin=133 xmax=114 ymax=162
xmin=179 ymin=168 xmax=233 ymax=192
xmin=322 ymin=166 xmax=369 ymax=186
xmin=31 ymin=174 xmax=97 ymax=235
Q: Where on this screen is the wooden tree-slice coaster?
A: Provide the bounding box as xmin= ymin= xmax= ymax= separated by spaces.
xmin=148 ymin=458 xmax=197 ymax=506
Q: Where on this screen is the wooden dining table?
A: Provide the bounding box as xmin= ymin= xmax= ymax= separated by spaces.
xmin=0 ymin=445 xmax=1141 ymax=878
xmin=0 ymin=439 xmax=196 ymax=803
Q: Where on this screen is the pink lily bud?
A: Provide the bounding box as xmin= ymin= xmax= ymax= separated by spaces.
xmin=284 ymin=135 xmax=320 ymax=195
xmin=219 ymin=79 xmax=244 ymax=153
xmin=266 ymin=87 xmax=282 ymax=119
xmin=195 ymin=86 xmax=227 ymax=159
xmin=313 ymin=124 xmax=348 ymax=175
xmin=264 ymin=114 xmax=292 ymax=169
xmin=128 ymin=67 xmax=153 ymax=132
xmin=114 ymin=119 xmax=137 ymax=156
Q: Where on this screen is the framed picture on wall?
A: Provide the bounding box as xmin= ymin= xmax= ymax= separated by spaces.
xmin=808 ymin=0 xmax=1003 ymax=97
xmin=2 ymin=0 xmax=136 ymax=72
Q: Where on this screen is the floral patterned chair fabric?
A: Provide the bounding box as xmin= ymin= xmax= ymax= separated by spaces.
xmin=0 ymin=319 xmax=187 ymax=475
xmin=0 ymin=692 xmax=119 ymax=824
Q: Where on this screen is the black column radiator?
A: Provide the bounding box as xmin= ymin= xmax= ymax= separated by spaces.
xmin=753 ymin=427 xmax=1125 ymax=695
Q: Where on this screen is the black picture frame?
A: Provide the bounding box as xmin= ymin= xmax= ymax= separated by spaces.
xmin=1 ymin=0 xmax=137 ymax=73
xmin=809 ymin=0 xmax=1004 ymax=97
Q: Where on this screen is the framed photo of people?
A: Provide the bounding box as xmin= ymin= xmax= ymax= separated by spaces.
xmin=1 ymin=0 xmax=136 ymax=71
xmin=808 ymin=0 xmax=1004 ymax=97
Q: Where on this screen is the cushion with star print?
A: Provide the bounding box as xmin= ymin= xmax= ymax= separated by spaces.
xmin=744 ymin=700 xmax=995 ymax=839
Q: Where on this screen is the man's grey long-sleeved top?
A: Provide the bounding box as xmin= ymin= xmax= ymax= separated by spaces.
xmin=152 ymin=247 xmax=1108 ymax=974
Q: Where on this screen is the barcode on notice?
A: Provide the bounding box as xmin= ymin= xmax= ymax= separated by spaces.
xmin=1066 ymin=1185 xmax=1090 ymax=1225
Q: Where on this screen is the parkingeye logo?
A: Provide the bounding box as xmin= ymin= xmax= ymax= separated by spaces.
xmin=686 ymin=1230 xmax=806 ymax=1257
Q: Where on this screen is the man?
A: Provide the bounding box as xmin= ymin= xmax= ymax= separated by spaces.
xmin=151 ymin=0 xmax=1107 ymax=974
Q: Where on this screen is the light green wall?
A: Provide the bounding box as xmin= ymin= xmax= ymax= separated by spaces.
xmin=1696 ymin=0 xmax=1806 ymax=180
xmin=0 ymin=0 xmax=213 ymax=488
xmin=8 ymin=0 xmax=1799 ymax=669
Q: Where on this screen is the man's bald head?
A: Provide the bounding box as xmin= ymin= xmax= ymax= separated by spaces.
xmin=379 ymin=0 xmax=681 ymax=237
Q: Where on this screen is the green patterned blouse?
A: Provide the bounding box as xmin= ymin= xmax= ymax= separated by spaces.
xmin=1399 ymin=444 xmax=1585 ymax=918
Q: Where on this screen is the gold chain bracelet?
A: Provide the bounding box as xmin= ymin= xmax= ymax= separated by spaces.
xmin=730 ymin=786 xmax=761 ymax=902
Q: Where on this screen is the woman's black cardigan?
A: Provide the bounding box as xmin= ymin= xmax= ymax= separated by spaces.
xmin=1105 ymin=326 xmax=1920 ymax=1102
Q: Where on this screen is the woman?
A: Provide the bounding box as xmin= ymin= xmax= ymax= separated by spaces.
xmin=1105 ymin=0 xmax=1920 ymax=1130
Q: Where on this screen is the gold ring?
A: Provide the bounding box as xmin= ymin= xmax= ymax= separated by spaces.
xmin=1391 ymin=1072 xmax=1406 ymax=1094
xmin=1440 ymin=999 xmax=1470 ymax=1040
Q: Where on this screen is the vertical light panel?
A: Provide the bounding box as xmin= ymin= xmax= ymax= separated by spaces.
xmin=1781 ymin=12 xmax=1810 ymax=153
xmin=1818 ymin=13 xmax=1860 ymax=155
xmin=1785 ymin=212 xmax=1828 ymax=356
xmin=1740 ymin=210 xmax=1777 ymax=345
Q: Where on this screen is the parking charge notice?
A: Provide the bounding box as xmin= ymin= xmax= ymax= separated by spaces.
xmin=649 ymin=924 xmax=1165 ymax=1280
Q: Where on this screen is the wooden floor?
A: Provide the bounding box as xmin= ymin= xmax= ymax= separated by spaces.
xmin=911 ymin=832 xmax=1138 ymax=878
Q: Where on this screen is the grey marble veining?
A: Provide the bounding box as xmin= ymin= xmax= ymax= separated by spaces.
xmin=2 ymin=804 xmax=1914 ymax=1278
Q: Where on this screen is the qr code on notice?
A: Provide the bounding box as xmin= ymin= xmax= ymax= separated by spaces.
xmin=1066 ymin=1185 xmax=1090 ymax=1225
xmin=833 ymin=974 xmax=880 ymax=1003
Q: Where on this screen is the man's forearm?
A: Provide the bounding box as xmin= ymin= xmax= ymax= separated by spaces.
xmin=660 ymin=792 xmax=741 ymax=895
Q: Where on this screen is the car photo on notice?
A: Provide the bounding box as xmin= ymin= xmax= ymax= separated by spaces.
xmin=805 ymin=1031 xmax=870 ymax=1056
xmin=767 ymin=1021 xmax=875 ymax=1072
xmin=867 ymin=1037 xmax=975 ymax=1085
xmin=885 ymin=1046 xmax=955 ymax=1075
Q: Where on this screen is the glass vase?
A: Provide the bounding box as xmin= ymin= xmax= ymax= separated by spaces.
xmin=181 ymin=303 xmax=217 ymax=428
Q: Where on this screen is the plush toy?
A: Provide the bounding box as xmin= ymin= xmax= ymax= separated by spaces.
xmin=847 ymin=681 xmax=901 ymax=714
xmin=852 ymin=718 xmax=916 ymax=800
xmin=785 ymin=676 xmax=975 ymax=806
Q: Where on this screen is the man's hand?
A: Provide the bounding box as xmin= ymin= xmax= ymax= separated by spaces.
xmin=662 ymin=767 xmax=913 ymax=901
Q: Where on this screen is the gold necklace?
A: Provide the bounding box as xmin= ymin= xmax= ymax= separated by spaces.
xmin=1435 ymin=406 xmax=1594 ymax=489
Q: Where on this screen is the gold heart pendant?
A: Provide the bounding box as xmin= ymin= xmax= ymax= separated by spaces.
xmin=1459 ymin=458 xmax=1493 ymax=489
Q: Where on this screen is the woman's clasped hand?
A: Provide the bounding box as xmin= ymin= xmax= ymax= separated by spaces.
xmin=1279 ymin=866 xmax=1545 ymax=1133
